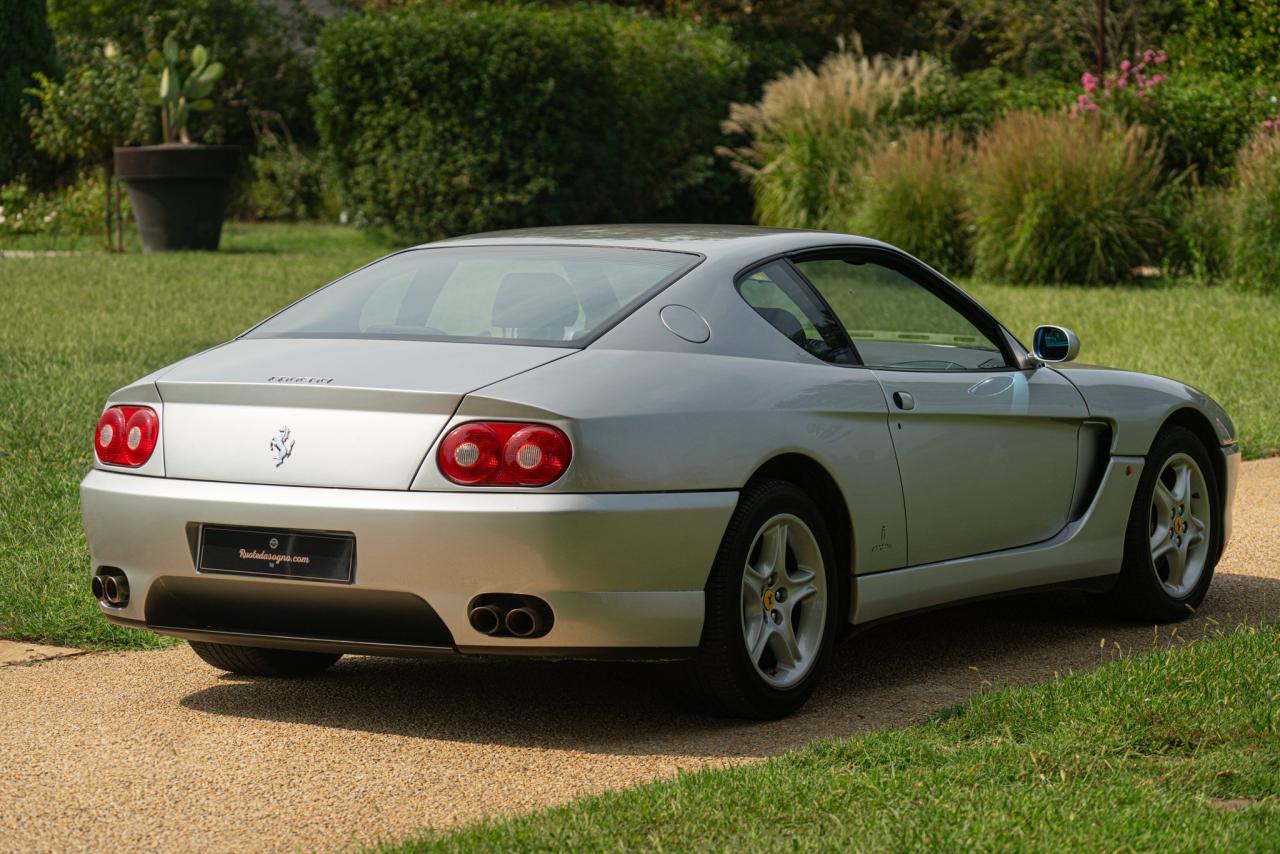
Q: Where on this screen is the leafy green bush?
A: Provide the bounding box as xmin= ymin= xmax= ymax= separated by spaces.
xmin=840 ymin=128 xmax=972 ymax=274
xmin=24 ymin=43 xmax=152 ymax=168
xmin=313 ymin=5 xmax=746 ymax=242
xmin=908 ymin=67 xmax=1072 ymax=138
xmin=1171 ymin=0 xmax=1280 ymax=78
xmin=1228 ymin=133 xmax=1280 ymax=293
xmin=1 ymin=0 xmax=59 ymax=184
xmin=0 ymin=170 xmax=127 ymax=239
xmin=721 ymin=39 xmax=939 ymax=229
xmin=238 ymin=145 xmax=332 ymax=222
xmin=971 ymin=111 xmax=1168 ymax=285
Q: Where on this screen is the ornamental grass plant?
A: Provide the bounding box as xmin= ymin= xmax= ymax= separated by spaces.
xmin=971 ymin=110 xmax=1168 ymax=284
xmin=842 ymin=128 xmax=972 ymax=273
xmin=721 ymin=37 xmax=938 ymax=229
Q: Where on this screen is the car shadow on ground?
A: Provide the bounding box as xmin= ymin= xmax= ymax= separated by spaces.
xmin=179 ymin=572 xmax=1280 ymax=759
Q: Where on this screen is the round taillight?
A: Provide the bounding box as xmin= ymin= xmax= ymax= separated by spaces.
xmin=437 ymin=422 xmax=572 ymax=487
xmin=94 ymin=405 xmax=158 ymax=467
xmin=502 ymin=425 xmax=571 ymax=486
xmin=437 ymin=422 xmax=503 ymax=484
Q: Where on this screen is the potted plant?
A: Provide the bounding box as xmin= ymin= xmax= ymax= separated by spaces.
xmin=114 ymin=38 xmax=236 ymax=251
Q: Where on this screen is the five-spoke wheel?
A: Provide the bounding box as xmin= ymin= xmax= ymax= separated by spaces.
xmin=740 ymin=514 xmax=827 ymax=690
xmin=1148 ymin=452 xmax=1212 ymax=599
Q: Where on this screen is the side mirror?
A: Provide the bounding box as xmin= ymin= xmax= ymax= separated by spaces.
xmin=1032 ymin=325 xmax=1081 ymax=363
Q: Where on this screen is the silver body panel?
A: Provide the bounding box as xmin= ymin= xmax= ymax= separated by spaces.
xmin=80 ymin=225 xmax=1239 ymax=657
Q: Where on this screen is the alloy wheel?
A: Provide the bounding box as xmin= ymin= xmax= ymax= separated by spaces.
xmin=739 ymin=513 xmax=828 ymax=689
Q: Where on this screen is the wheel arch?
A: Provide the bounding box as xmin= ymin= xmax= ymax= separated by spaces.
xmin=744 ymin=453 xmax=854 ymax=627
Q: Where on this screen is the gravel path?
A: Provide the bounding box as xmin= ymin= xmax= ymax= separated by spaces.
xmin=4 ymin=457 xmax=1278 ymax=853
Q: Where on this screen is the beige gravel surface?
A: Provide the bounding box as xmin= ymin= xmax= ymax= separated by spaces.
xmin=3 ymin=457 xmax=1278 ymax=853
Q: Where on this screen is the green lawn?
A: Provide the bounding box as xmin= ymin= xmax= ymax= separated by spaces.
xmin=0 ymin=223 xmax=1277 ymax=649
xmin=384 ymin=623 xmax=1280 ymax=852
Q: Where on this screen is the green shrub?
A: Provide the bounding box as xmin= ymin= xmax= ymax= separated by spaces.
xmin=238 ymin=145 xmax=332 ymax=222
xmin=1176 ymin=184 xmax=1233 ymax=283
xmin=1171 ymin=0 xmax=1280 ymax=78
xmin=971 ymin=110 xmax=1168 ymax=285
xmin=0 ymin=170 xmax=127 ymax=240
xmin=840 ymin=128 xmax=972 ymax=274
xmin=24 ymin=43 xmax=152 ymax=168
xmin=1 ymin=0 xmax=59 ymax=184
xmin=1128 ymin=71 xmax=1270 ymax=185
xmin=907 ymin=67 xmax=1072 ymax=138
xmin=1228 ymin=133 xmax=1280 ymax=293
xmin=313 ymin=5 xmax=746 ymax=242
xmin=722 ymin=38 xmax=939 ymax=229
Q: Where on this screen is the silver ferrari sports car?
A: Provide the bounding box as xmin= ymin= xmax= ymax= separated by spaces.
xmin=81 ymin=225 xmax=1238 ymax=718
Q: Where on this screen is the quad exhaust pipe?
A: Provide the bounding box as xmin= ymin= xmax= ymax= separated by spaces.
xmin=93 ymin=569 xmax=130 ymax=607
xmin=467 ymin=594 xmax=553 ymax=639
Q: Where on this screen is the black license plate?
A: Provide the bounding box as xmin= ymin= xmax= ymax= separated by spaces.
xmin=197 ymin=525 xmax=355 ymax=583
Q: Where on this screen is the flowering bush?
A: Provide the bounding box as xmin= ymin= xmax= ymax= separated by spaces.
xmin=1073 ymin=48 xmax=1170 ymax=115
xmin=1069 ymin=50 xmax=1270 ymax=184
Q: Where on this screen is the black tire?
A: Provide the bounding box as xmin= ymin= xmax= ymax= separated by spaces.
xmin=1091 ymin=425 xmax=1222 ymax=622
xmin=188 ymin=641 xmax=341 ymax=677
xmin=682 ymin=480 xmax=840 ymax=719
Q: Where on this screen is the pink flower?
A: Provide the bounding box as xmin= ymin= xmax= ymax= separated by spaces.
xmin=1151 ymin=74 xmax=1163 ymax=85
xmin=1143 ymin=49 xmax=1155 ymax=63
xmin=1077 ymin=93 xmax=1089 ymax=104
xmin=1082 ymin=72 xmax=1098 ymax=93
xmin=1155 ymin=50 xmax=1168 ymax=64
xmin=1116 ymin=76 xmax=1128 ymax=88
xmin=1264 ymin=119 xmax=1275 ymax=128
xmin=1085 ymin=103 xmax=1099 ymax=112
xmin=1120 ymin=59 xmax=1132 ymax=71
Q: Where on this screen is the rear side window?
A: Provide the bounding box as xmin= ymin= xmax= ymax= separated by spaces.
xmin=246 ymin=246 xmax=699 ymax=345
xmin=736 ymin=261 xmax=855 ymax=365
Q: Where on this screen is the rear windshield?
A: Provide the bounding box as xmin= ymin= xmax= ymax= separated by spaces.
xmin=245 ymin=245 xmax=700 ymax=345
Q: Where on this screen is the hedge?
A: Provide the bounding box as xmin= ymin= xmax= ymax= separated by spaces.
xmin=313 ymin=5 xmax=747 ymax=243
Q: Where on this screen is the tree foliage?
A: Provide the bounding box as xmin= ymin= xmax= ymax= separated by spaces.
xmin=1 ymin=0 xmax=60 ymax=182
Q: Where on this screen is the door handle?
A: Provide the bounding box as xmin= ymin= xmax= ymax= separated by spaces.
xmin=892 ymin=391 xmax=915 ymax=411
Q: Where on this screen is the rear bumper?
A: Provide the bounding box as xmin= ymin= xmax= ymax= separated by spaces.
xmin=80 ymin=470 xmax=737 ymax=657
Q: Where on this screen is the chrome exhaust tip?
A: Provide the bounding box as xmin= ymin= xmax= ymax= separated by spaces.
xmin=468 ymin=604 xmax=507 ymax=636
xmin=505 ymin=606 xmax=545 ymax=639
xmin=96 ymin=571 xmax=129 ymax=607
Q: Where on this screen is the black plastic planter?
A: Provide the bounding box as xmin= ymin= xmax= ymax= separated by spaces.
xmin=114 ymin=145 xmax=240 ymax=252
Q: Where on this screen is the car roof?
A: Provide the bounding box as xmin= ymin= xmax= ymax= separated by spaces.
xmin=423 ymin=224 xmax=890 ymax=265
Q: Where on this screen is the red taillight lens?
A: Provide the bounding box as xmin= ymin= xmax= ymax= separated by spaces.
xmin=94 ymin=406 xmax=158 ymax=467
xmin=437 ymin=422 xmax=571 ymax=486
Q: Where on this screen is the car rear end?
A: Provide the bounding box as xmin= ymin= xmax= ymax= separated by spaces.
xmin=80 ymin=242 xmax=735 ymax=660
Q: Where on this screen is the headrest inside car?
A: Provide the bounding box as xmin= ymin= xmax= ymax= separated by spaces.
xmin=755 ymin=307 xmax=806 ymax=345
xmin=491 ymin=272 xmax=581 ymax=337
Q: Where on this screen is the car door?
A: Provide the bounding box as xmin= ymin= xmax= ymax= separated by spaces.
xmin=790 ymin=250 xmax=1088 ymax=567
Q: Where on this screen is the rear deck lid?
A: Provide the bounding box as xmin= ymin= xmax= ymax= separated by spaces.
xmin=156 ymin=338 xmax=570 ymax=488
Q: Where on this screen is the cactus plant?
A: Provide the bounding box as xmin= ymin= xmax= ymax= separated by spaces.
xmin=141 ymin=37 xmax=223 ymax=144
